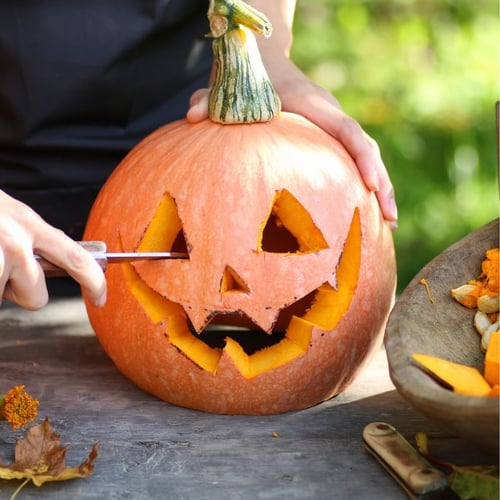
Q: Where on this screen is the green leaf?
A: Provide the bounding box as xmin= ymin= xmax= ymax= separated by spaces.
xmin=450 ymin=465 xmax=499 ymax=500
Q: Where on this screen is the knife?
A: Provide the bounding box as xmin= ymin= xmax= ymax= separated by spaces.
xmin=363 ymin=422 xmax=459 ymax=499
xmin=35 ymin=241 xmax=188 ymax=277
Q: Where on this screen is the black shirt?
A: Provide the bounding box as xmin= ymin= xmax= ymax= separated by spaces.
xmin=0 ymin=0 xmax=212 ymax=237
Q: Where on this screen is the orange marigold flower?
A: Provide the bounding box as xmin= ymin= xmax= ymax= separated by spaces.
xmin=0 ymin=385 xmax=39 ymax=429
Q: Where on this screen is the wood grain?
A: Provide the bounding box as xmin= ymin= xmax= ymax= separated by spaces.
xmin=0 ymin=296 xmax=497 ymax=499
xmin=385 ymin=219 xmax=499 ymax=453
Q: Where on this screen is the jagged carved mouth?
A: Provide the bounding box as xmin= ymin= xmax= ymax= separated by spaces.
xmin=194 ymin=288 xmax=316 ymax=355
xmin=120 ymin=191 xmax=361 ymax=379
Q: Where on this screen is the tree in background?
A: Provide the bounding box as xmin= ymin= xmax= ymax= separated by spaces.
xmin=291 ymin=0 xmax=497 ymax=291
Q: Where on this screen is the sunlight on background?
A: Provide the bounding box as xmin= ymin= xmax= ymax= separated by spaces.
xmin=291 ymin=0 xmax=498 ymax=291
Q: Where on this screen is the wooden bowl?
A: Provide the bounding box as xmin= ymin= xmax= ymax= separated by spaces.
xmin=385 ymin=219 xmax=499 ymax=453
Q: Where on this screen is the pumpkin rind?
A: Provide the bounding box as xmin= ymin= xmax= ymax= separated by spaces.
xmin=83 ymin=112 xmax=396 ymax=414
xmin=82 ymin=0 xmax=396 ymax=414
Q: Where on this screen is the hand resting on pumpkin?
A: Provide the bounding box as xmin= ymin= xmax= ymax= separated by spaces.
xmin=0 ymin=190 xmax=107 ymax=309
xmin=187 ymin=75 xmax=397 ymax=227
xmin=187 ymin=0 xmax=398 ymax=228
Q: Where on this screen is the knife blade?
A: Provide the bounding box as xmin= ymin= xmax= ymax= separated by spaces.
xmin=36 ymin=240 xmax=188 ymax=277
xmin=363 ymin=422 xmax=459 ymax=499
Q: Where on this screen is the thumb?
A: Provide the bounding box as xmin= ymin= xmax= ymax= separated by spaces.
xmin=186 ymin=88 xmax=210 ymax=123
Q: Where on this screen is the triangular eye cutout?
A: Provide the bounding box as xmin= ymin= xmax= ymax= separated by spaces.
xmin=220 ymin=265 xmax=250 ymax=294
xmin=137 ymin=193 xmax=189 ymax=256
xmin=259 ymin=189 xmax=329 ymax=254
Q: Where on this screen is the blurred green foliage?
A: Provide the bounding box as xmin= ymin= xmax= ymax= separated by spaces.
xmin=290 ymin=0 xmax=498 ymax=291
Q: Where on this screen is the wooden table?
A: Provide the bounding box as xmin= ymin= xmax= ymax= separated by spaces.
xmin=0 ymin=298 xmax=497 ymax=499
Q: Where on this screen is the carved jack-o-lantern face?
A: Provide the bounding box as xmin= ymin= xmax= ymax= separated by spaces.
xmin=84 ymin=113 xmax=396 ymax=415
xmin=125 ymin=191 xmax=361 ymax=378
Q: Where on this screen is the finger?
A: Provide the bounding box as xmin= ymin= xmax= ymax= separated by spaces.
xmin=282 ymin=91 xmax=378 ymax=188
xmin=186 ymin=88 xmax=210 ymax=123
xmin=282 ymin=92 xmax=398 ymax=223
xmin=0 ymin=202 xmax=49 ymax=308
xmin=0 ymin=245 xmax=4 ymax=292
xmin=1 ymin=247 xmax=49 ymax=310
xmin=333 ymin=123 xmax=398 ymax=225
xmin=34 ymin=229 xmax=107 ymax=307
xmin=376 ymin=180 xmax=398 ymax=230
xmin=0 ymin=245 xmax=8 ymax=306
xmin=337 ymin=126 xmax=398 ymax=225
xmin=4 ymin=270 xmax=48 ymax=310
xmin=362 ymin=133 xmax=398 ymax=225
xmin=344 ymin=123 xmax=381 ymax=193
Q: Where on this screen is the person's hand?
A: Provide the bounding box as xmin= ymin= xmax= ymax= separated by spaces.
xmin=264 ymin=60 xmax=398 ymax=229
xmin=187 ymin=62 xmax=398 ymax=229
xmin=0 ymin=190 xmax=107 ymax=309
xmin=189 ymin=1 xmax=397 ymax=226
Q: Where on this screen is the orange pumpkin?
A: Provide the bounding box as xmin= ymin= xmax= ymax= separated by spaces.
xmin=83 ymin=0 xmax=396 ymax=415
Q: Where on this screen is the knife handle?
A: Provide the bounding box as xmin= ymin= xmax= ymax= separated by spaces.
xmin=36 ymin=241 xmax=108 ymax=277
xmin=363 ymin=422 xmax=451 ymax=499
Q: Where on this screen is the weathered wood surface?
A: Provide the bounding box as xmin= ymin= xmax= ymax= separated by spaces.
xmin=386 ymin=219 xmax=499 ymax=452
xmin=0 ymin=298 xmax=497 ymax=499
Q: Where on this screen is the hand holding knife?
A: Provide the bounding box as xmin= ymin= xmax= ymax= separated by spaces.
xmin=36 ymin=241 xmax=188 ymax=277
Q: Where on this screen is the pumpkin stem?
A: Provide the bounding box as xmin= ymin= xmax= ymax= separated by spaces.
xmin=207 ymin=0 xmax=281 ymax=124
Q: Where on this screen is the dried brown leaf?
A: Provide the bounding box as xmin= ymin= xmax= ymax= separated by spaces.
xmin=0 ymin=418 xmax=99 ymax=487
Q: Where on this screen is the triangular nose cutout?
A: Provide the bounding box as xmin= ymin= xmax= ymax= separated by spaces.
xmin=220 ymin=266 xmax=250 ymax=294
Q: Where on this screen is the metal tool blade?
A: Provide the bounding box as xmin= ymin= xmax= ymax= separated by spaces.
xmin=104 ymin=252 xmax=187 ymax=263
xmin=36 ymin=240 xmax=188 ymax=277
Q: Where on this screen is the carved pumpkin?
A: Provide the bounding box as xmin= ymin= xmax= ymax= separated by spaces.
xmin=83 ymin=0 xmax=396 ymax=415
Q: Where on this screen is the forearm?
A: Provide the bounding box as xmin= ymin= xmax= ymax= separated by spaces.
xmin=247 ymin=0 xmax=296 ymax=57
xmin=244 ymin=0 xmax=305 ymax=97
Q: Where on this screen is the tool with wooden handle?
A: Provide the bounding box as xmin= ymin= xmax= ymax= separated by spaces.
xmin=363 ymin=422 xmax=458 ymax=499
xmin=36 ymin=241 xmax=188 ymax=277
